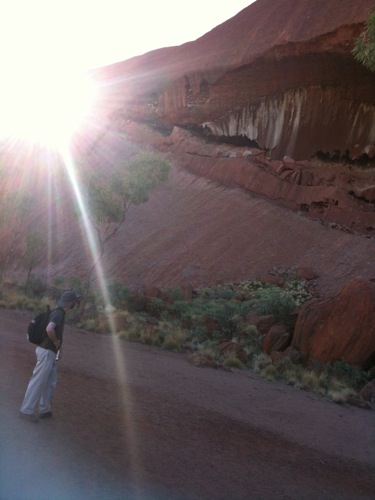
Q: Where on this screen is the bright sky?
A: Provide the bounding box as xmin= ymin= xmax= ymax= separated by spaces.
xmin=2 ymin=0 xmax=254 ymax=70
xmin=0 ymin=0 xmax=255 ymax=147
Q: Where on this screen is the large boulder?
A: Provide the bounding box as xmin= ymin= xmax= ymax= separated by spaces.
xmin=262 ymin=324 xmax=291 ymax=354
xmin=292 ymin=279 xmax=375 ymax=369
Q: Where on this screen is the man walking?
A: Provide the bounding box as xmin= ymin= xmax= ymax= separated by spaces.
xmin=19 ymin=290 xmax=81 ymax=423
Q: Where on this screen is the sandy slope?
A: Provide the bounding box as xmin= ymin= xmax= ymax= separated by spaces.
xmin=41 ymin=144 xmax=375 ymax=299
xmin=103 ymin=164 xmax=375 ymax=297
xmin=3 ymin=127 xmax=374 ymax=300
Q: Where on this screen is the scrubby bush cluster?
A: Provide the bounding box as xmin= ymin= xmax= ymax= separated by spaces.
xmin=1 ymin=268 xmax=370 ymax=404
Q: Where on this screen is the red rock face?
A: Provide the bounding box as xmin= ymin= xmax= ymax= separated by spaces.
xmin=292 ymin=279 xmax=375 ymax=369
xmin=2 ymin=1 xmax=375 ymax=311
xmin=154 ymin=126 xmax=374 ymax=235
xmin=92 ymin=0 xmax=375 ymax=161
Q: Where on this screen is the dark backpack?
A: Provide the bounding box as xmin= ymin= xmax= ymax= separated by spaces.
xmin=27 ymin=305 xmax=51 ymax=345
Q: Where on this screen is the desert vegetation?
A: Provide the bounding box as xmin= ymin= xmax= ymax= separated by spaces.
xmin=353 ymin=7 xmax=375 ymax=72
xmin=0 ymin=151 xmax=171 ymax=304
xmin=0 ymin=267 xmax=370 ymax=405
xmin=80 ymin=152 xmax=171 ymax=299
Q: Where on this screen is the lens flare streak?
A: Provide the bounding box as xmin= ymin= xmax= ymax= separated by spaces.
xmin=60 ymin=147 xmax=143 ymax=488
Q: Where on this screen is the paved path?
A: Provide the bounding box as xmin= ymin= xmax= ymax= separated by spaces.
xmin=1 ymin=309 xmax=374 ymax=499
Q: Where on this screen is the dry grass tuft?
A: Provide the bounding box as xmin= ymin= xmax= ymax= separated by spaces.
xmin=163 ymin=330 xmax=187 ymax=351
xmin=223 ymin=354 xmax=243 ymax=369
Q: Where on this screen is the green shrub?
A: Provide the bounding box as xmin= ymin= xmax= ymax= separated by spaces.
xmin=316 ymin=373 xmax=330 ymax=392
xmin=4 ymin=293 xmax=40 ymax=311
xmin=301 ymin=370 xmax=319 ymax=388
xmin=197 ymin=345 xmax=217 ymax=360
xmin=274 ymin=350 xmax=302 ymax=374
xmin=146 ymin=297 xmax=165 ymax=318
xmin=212 ymin=301 xmax=239 ymax=336
xmin=352 ymin=8 xmax=375 ymax=72
xmin=239 ymin=326 xmax=263 ymax=361
xmin=1 ymin=275 xmax=366 ymax=405
xmin=78 ymin=318 xmax=101 ymax=332
xmin=140 ymin=329 xmax=158 ymax=346
xmin=53 ymin=276 xmax=65 ymax=289
xmin=328 ymin=360 xmax=367 ymax=388
xmin=327 ymin=386 xmax=357 ymax=404
xmin=310 ymin=359 xmax=367 ymax=390
xmin=27 ymin=276 xmax=47 ymax=298
xmin=67 ymin=276 xmax=85 ymax=296
xmin=283 ymin=279 xmax=313 ymax=307
xmin=166 ymin=287 xmax=185 ymax=302
xmin=281 ymin=364 xmax=305 ymax=388
xmin=119 ymin=292 xmax=142 ymax=313
xmin=188 ymin=325 xmax=208 ymax=342
xmin=252 ymin=352 xmax=272 ymax=373
xmin=118 ymin=327 xmax=140 ymax=342
xmin=163 ymin=329 xmax=187 ymax=351
xmin=283 ymin=368 xmax=304 ymax=388
xmin=107 ymin=280 xmax=131 ymax=309
xmin=238 ymin=301 xmax=253 ymax=319
xmin=169 ymin=300 xmax=192 ymax=320
xmin=241 ymin=324 xmax=259 ymax=336
xmin=262 ymin=363 xmax=279 ymax=380
xmin=196 ymin=285 xmax=236 ymax=300
xmin=223 ymin=354 xmax=243 ymax=369
xmin=256 ymin=286 xmax=296 ymax=325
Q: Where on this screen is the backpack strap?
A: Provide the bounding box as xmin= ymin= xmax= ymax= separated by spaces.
xmin=47 ymin=306 xmax=66 ymax=324
xmin=50 ymin=306 xmax=66 ymax=314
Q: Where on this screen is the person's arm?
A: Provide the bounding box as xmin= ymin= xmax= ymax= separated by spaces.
xmin=46 ymin=322 xmax=61 ymax=350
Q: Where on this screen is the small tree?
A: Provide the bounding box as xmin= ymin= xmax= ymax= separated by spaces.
xmin=256 ymin=286 xmax=296 ymax=326
xmin=22 ymin=231 xmax=47 ymax=295
xmin=83 ymin=152 xmax=171 ymax=298
xmin=352 ymin=9 xmax=375 ymax=72
xmin=0 ymin=192 xmax=34 ymax=289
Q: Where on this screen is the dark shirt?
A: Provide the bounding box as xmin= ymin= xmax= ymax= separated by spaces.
xmin=40 ymin=308 xmax=65 ymax=353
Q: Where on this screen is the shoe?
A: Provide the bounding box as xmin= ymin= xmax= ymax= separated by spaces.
xmin=19 ymin=412 xmax=39 ymax=423
xmin=39 ymin=411 xmax=53 ymax=419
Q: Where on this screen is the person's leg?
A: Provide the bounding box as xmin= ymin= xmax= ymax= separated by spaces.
xmin=39 ymin=359 xmax=57 ymax=414
xmin=20 ymin=347 xmax=55 ymax=415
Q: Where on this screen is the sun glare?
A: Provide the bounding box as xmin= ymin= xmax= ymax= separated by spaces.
xmin=0 ymin=63 xmax=97 ymax=150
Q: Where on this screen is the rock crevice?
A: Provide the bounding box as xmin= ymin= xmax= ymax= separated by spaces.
xmin=92 ymin=0 xmax=375 ymax=161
